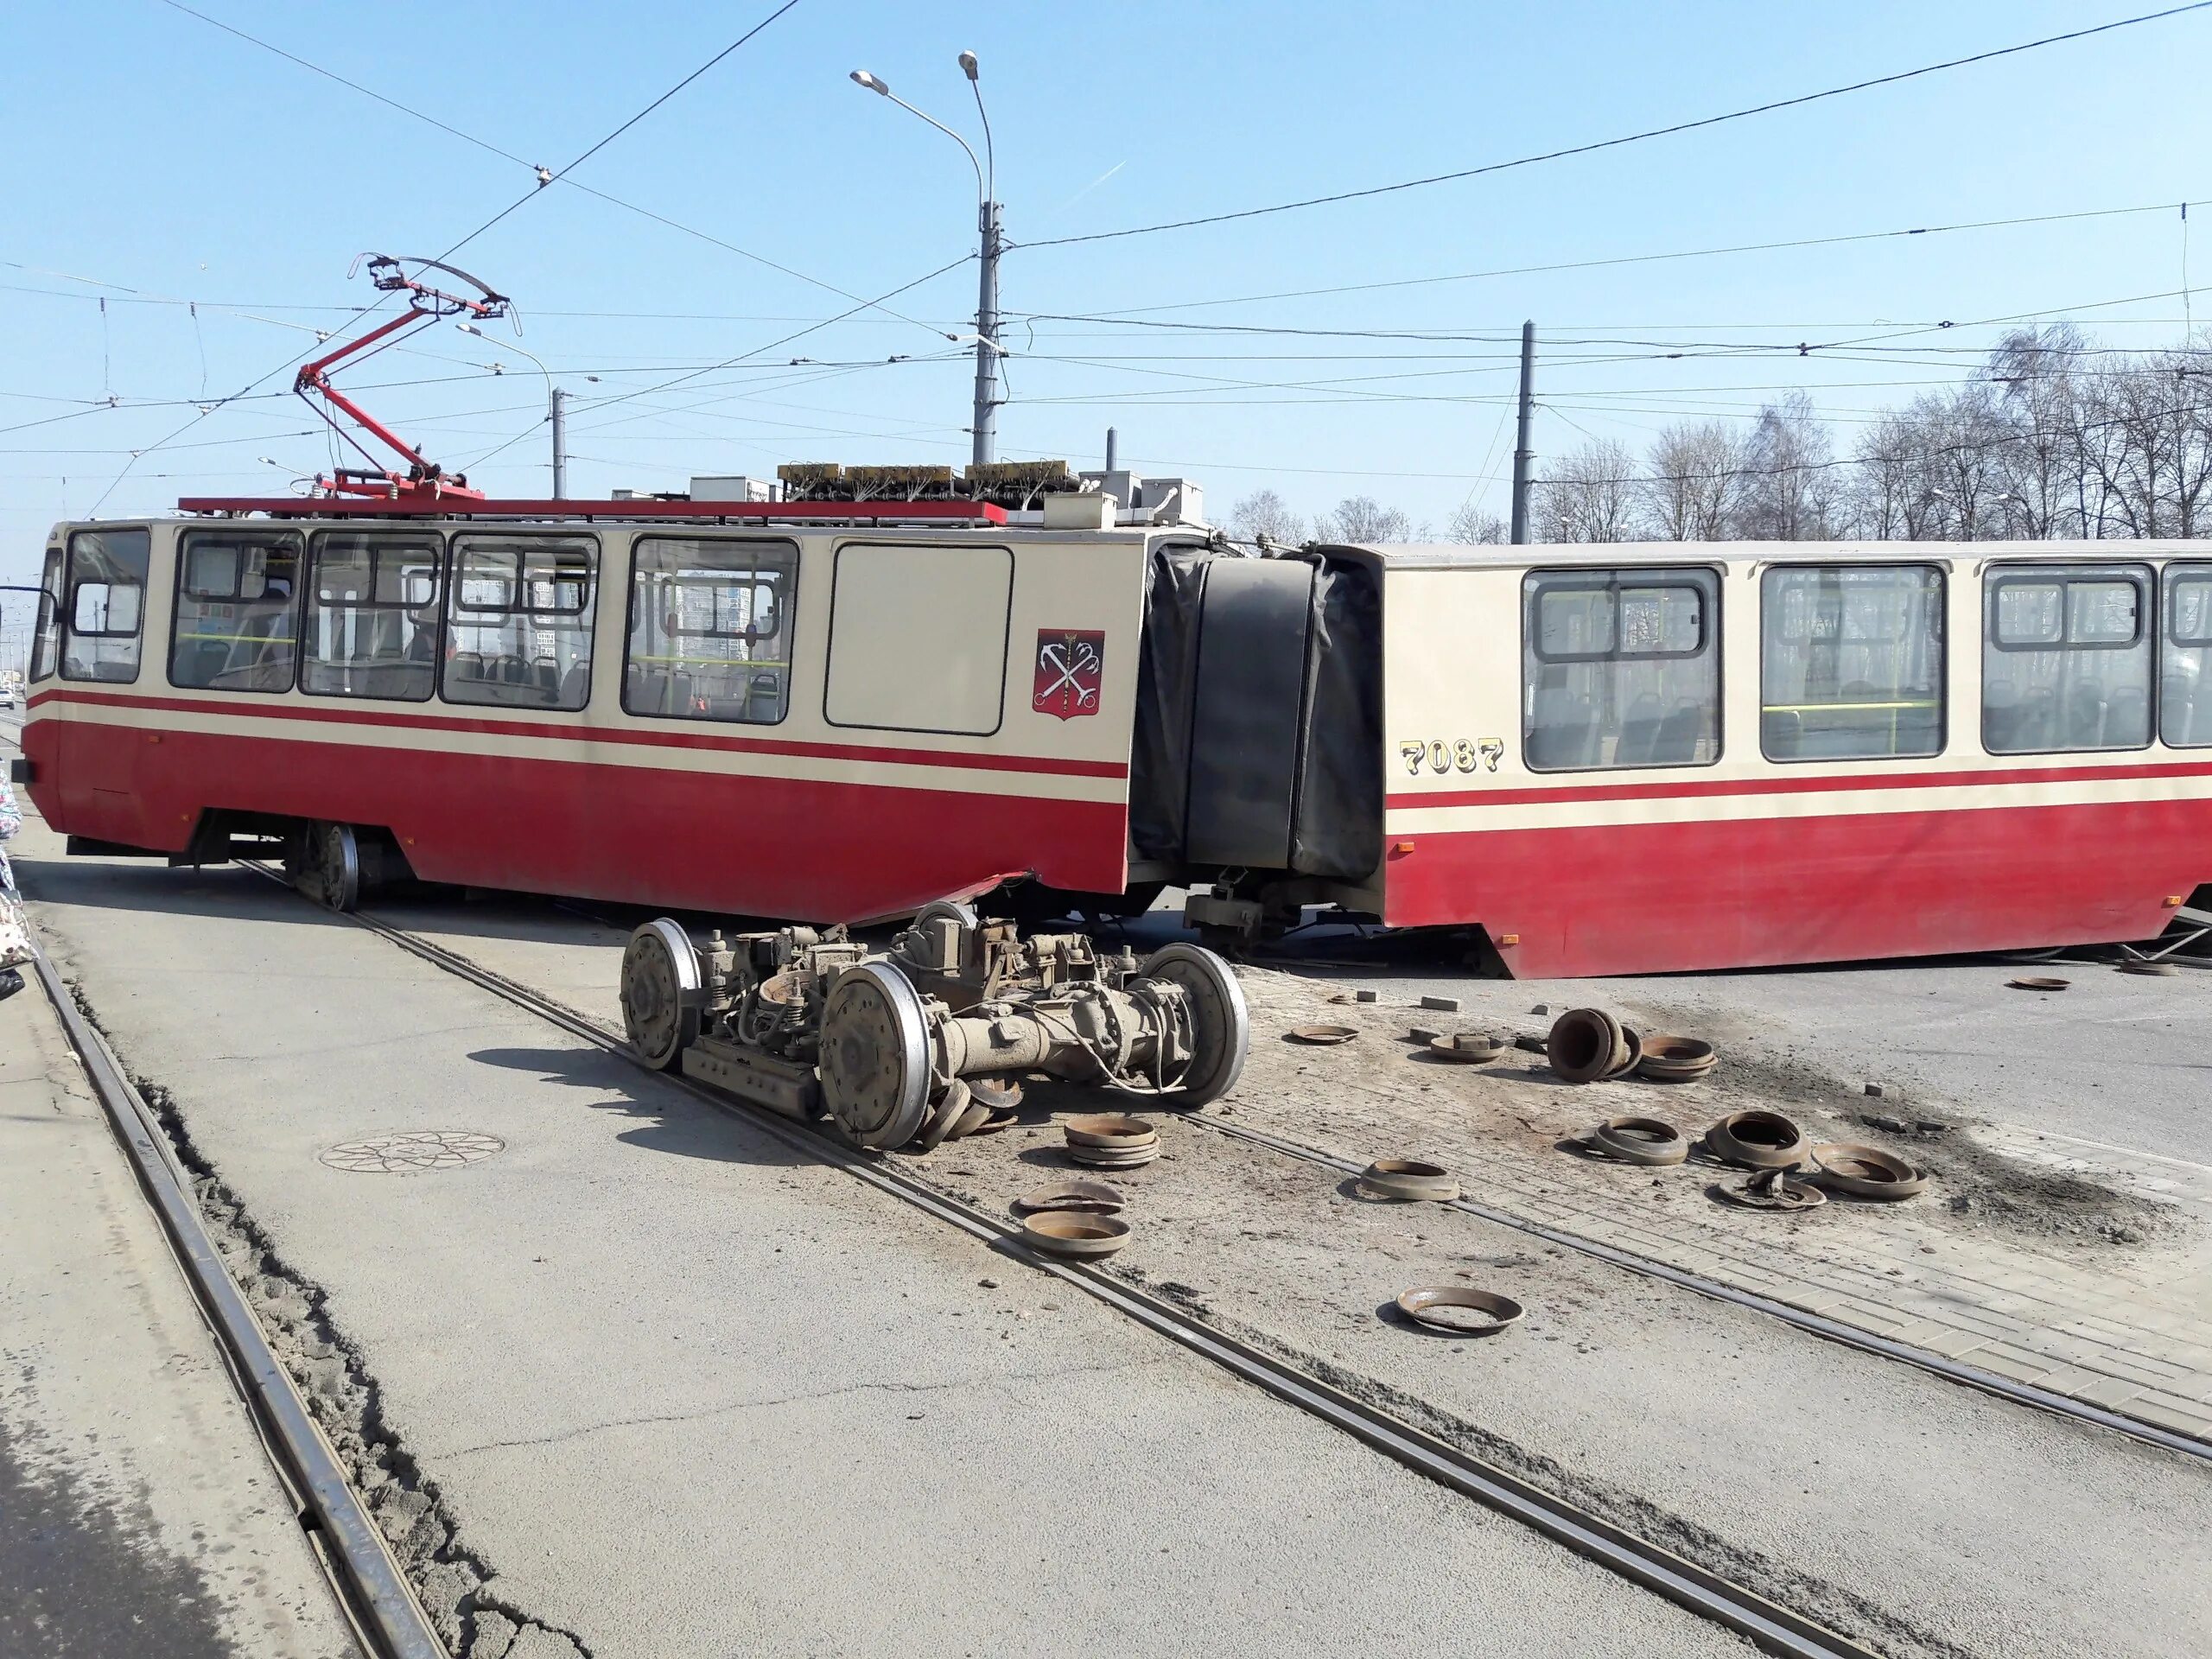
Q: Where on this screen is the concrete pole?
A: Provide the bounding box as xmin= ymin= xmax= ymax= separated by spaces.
xmin=1510 ymin=320 xmax=1535 ymax=544
xmin=971 ymin=200 xmax=1002 ymax=467
xmin=1104 ymin=425 xmax=1118 ymax=472
xmin=550 ymin=387 xmax=567 ymax=499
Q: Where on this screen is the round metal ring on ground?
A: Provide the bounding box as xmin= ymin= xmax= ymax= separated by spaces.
xmin=1547 ymin=1007 xmax=1627 ymax=1084
xmin=1357 ymin=1159 xmax=1460 ymax=1202
xmin=1810 ymin=1142 xmax=1928 ymax=1199
xmin=2119 ymin=961 xmax=2180 ymax=976
xmin=1394 ymin=1286 xmax=1524 ymax=1336
xmin=968 ymin=1078 xmax=1025 ymax=1111
xmin=620 ymin=918 xmax=702 ymax=1071
xmin=1286 ymin=1024 xmax=1359 ymax=1046
xmin=1604 ymin=1025 xmax=1643 ymax=1079
xmin=1069 ymin=1143 xmax=1160 ymax=1169
xmin=2007 ymin=976 xmax=2071 ymax=991
xmin=1014 ymin=1179 xmax=1126 ymax=1215
xmin=1588 ymin=1116 xmax=1689 ymax=1166
xmin=916 ymin=1078 xmax=973 ymax=1153
xmin=1021 ymin=1211 xmax=1132 ymax=1259
xmin=818 ymin=963 xmax=932 ymax=1150
xmin=1065 ymin=1114 xmax=1158 ymax=1149
xmin=1427 ymin=1033 xmax=1503 ymax=1063
xmin=320 ymin=1130 xmax=505 ymax=1174
xmin=1716 ymin=1167 xmax=1827 ymax=1211
xmin=1135 ymin=944 xmax=1251 ymax=1106
xmin=1636 ymin=1033 xmax=1717 ymax=1083
xmin=1704 ymin=1109 xmax=1810 ymax=1170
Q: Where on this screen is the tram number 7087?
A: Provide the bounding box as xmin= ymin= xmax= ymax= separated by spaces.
xmin=1398 ymin=737 xmax=1504 ymax=776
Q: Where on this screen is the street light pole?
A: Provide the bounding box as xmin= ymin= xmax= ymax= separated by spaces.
xmin=456 ymin=322 xmax=563 ymax=496
xmin=852 ymin=57 xmax=1001 ymax=467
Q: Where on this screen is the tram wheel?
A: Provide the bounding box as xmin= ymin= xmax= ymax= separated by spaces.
xmin=817 ymin=963 xmax=931 ymax=1150
xmin=621 ymin=918 xmax=702 ymax=1071
xmin=1136 ymin=943 xmax=1251 ymax=1107
xmin=313 ymin=823 xmax=361 ymax=913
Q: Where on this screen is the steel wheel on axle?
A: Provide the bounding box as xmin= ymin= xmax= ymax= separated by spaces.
xmin=621 ymin=918 xmax=702 ymax=1071
xmin=818 ymin=963 xmax=931 ymax=1150
xmin=1136 ymin=943 xmax=1250 ymax=1106
xmin=314 ymin=822 xmax=360 ymax=912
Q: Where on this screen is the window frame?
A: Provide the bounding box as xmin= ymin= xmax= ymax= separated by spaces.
xmin=2159 ymin=560 xmax=2212 ymax=749
xmin=298 ymin=528 xmax=445 ymax=705
xmin=1757 ymin=561 xmax=1948 ymax=766
xmin=823 ymin=540 xmax=1014 ymax=738
xmin=1980 ymin=560 xmax=2155 ymax=758
xmin=166 ymin=527 xmax=306 ymax=696
xmin=1518 ymin=563 xmax=1724 ymax=775
xmin=29 ymin=543 xmax=65 ymax=683
xmin=621 ymin=534 xmax=799 ymax=728
xmin=60 ymin=526 xmax=152 ymax=685
xmin=437 ymin=531 xmax=600 ymax=713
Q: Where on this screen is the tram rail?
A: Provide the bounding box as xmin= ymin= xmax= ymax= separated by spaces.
xmin=236 ymin=864 xmax=1885 ymax=1659
xmin=24 ymin=943 xmax=445 ymax=1659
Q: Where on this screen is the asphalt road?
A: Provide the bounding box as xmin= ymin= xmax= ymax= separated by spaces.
xmin=16 ymin=827 xmax=1745 ymax=1659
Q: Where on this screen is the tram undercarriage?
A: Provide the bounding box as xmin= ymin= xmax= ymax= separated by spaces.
xmin=620 ymin=901 xmax=1250 ymax=1150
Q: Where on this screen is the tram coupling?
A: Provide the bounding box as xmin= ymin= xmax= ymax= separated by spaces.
xmin=620 ymin=901 xmax=1250 ymax=1151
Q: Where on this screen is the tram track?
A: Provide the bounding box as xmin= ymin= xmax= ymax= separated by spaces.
xmin=24 ymin=943 xmax=448 ymax=1659
xmin=230 ymin=866 xmax=1887 ymax=1659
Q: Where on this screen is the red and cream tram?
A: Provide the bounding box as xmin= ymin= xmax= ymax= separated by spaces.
xmin=20 ymin=494 xmax=2212 ymax=979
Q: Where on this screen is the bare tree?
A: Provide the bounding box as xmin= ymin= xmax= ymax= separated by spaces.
xmin=1315 ymin=494 xmax=1414 ymax=543
xmin=1227 ymin=488 xmax=1305 ymax=545
xmin=1737 ymin=391 xmax=1836 ymax=541
xmin=1534 ymin=439 xmax=1640 ymax=543
xmin=1641 ymin=420 xmax=1749 ymax=539
xmin=1444 ymin=499 xmax=1508 ymax=543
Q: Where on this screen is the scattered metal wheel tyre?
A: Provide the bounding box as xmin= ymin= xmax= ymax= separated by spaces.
xmin=1136 ymin=944 xmax=1251 ymax=1107
xmin=1357 ymin=1159 xmax=1460 ymax=1202
xmin=1604 ymin=1025 xmax=1644 ymax=1079
xmin=2007 ymin=976 xmax=2070 ymax=991
xmin=968 ymin=1078 xmax=1025 ymax=1112
xmin=1547 ymin=1008 xmax=1628 ymax=1084
xmin=1287 ymin=1024 xmax=1358 ymax=1045
xmin=1636 ymin=1033 xmax=1717 ymax=1082
xmin=1395 ymin=1286 xmax=1524 ymax=1336
xmin=1704 ymin=1109 xmax=1810 ymax=1170
xmin=1810 ymin=1142 xmax=1928 ymax=1199
xmin=620 ymin=918 xmax=702 ymax=1071
xmin=1718 ymin=1167 xmax=1827 ymax=1211
xmin=916 ymin=1078 xmax=973 ymax=1153
xmin=818 ymin=963 xmax=933 ymax=1150
xmin=1427 ymin=1033 xmax=1503 ymax=1063
xmin=1014 ymin=1179 xmax=1126 ymax=1215
xmin=1588 ymin=1116 xmax=1689 ymax=1166
xmin=2119 ymin=961 xmax=2179 ymax=976
xmin=1022 ymin=1211 xmax=1132 ymax=1259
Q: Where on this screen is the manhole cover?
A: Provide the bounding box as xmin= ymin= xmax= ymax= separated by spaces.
xmin=319 ymin=1130 xmax=505 ymax=1174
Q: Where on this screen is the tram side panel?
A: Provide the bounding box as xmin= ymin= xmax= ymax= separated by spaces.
xmin=1376 ymin=547 xmax=2212 ymax=977
xmin=26 ymin=522 xmax=1147 ymax=925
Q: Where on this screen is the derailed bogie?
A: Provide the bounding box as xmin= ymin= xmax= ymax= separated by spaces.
xmin=618 ymin=905 xmax=1250 ymax=1150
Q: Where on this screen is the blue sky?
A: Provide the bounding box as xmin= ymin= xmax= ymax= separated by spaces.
xmin=4 ymin=0 xmax=2210 ymax=574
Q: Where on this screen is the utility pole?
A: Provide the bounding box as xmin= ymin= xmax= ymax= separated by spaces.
xmin=550 ymin=387 xmax=567 ymax=499
xmin=1104 ymin=426 xmax=1118 ymax=472
xmin=1510 ymin=319 xmax=1535 ymax=544
xmin=972 ymin=198 xmax=1001 ymax=467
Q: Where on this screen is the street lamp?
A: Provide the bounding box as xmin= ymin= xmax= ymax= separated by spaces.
xmin=457 ymin=321 xmax=567 ymax=498
xmin=850 ymin=54 xmax=1003 ymax=467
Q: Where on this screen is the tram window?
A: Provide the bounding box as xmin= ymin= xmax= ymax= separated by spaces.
xmin=2161 ymin=563 xmax=2212 ymax=747
xmin=1761 ymin=565 xmax=1944 ymax=762
xmin=825 ymin=543 xmax=1014 ymax=734
xmin=301 ymin=531 xmax=442 ymax=702
xmin=29 ymin=544 xmax=65 ymax=683
xmin=169 ymin=531 xmax=302 ymax=693
xmin=1983 ymin=563 xmax=2152 ymax=754
xmin=442 ymin=535 xmax=595 ymax=711
xmin=624 ymin=537 xmax=797 ymax=725
xmin=1521 ymin=569 xmax=1719 ymax=772
xmin=60 ymin=527 xmax=151 ymax=683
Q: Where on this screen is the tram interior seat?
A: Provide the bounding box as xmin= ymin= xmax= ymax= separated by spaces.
xmin=2106 ymin=685 xmax=2149 ymax=747
xmin=1527 ymin=684 xmax=1597 ymax=770
xmin=2165 ymin=671 xmax=2212 ymax=745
